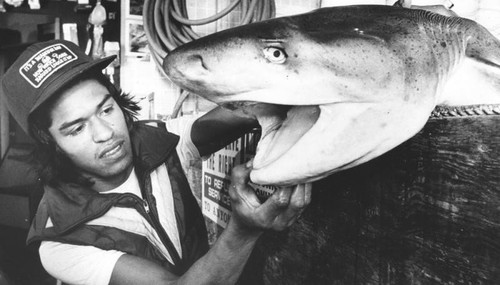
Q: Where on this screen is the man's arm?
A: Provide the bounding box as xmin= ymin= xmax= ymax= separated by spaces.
xmin=109 ymin=162 xmax=311 ymax=285
xmin=190 ymin=106 xmax=259 ymax=157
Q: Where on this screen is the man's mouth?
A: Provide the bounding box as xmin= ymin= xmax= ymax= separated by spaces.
xmin=99 ymin=141 xmax=124 ymax=159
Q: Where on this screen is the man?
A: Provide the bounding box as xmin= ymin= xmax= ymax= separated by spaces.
xmin=1 ymin=40 xmax=311 ymax=284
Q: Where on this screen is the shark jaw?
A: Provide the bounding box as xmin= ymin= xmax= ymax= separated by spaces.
xmin=223 ymin=101 xmax=322 ymax=185
xmin=227 ymin=99 xmax=435 ymax=187
xmin=253 ymin=105 xmax=320 ymax=171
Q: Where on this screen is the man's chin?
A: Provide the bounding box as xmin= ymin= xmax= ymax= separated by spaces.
xmin=82 ymin=157 xmax=134 ymax=191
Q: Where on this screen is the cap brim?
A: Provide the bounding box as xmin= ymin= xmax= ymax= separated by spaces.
xmin=29 ymin=55 xmax=116 ymax=114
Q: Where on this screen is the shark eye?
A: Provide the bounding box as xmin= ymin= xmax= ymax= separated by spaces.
xmin=263 ymin=47 xmax=287 ymax=64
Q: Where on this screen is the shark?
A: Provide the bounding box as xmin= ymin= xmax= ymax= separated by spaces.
xmin=163 ymin=5 xmax=500 ymax=186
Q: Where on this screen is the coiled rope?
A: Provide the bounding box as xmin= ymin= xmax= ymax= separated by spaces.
xmin=143 ymin=0 xmax=276 ymax=117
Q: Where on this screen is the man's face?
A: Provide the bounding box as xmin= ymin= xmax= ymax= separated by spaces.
xmin=48 ymin=78 xmax=133 ymax=190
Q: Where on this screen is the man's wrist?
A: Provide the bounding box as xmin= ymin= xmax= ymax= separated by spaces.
xmin=225 ymin=217 xmax=263 ymax=242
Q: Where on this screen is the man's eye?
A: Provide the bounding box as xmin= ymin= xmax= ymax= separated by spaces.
xmin=69 ymin=125 xmax=84 ymax=136
xmin=102 ymin=106 xmax=114 ymax=115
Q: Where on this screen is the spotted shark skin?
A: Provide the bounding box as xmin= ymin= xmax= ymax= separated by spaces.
xmin=163 ymin=5 xmax=500 ymax=186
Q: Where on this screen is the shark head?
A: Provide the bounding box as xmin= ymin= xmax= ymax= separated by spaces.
xmin=164 ymin=5 xmax=500 ymax=186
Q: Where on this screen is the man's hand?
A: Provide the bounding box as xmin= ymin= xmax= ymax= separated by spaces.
xmin=228 ymin=161 xmax=312 ymax=234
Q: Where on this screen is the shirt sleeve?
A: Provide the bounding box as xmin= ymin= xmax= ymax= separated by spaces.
xmin=164 ymin=115 xmax=202 ymax=172
xmin=39 ymin=240 xmax=125 ymax=285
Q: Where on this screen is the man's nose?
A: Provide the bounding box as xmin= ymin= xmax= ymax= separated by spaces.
xmin=92 ymin=118 xmax=114 ymax=142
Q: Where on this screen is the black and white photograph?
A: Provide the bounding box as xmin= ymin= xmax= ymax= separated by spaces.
xmin=0 ymin=0 xmax=500 ymax=284
xmin=124 ymin=19 xmax=149 ymax=57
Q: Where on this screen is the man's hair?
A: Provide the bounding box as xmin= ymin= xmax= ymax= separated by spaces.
xmin=28 ymin=71 xmax=141 ymax=186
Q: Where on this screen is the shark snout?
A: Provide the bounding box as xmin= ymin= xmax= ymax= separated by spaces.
xmin=163 ymin=52 xmax=209 ymax=83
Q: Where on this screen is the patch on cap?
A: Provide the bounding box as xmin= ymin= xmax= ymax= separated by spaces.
xmin=19 ymin=43 xmax=78 ymax=88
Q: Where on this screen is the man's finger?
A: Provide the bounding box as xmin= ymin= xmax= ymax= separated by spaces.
xmin=229 ymin=161 xmax=261 ymax=209
xmin=290 ymin=183 xmax=312 ymax=209
xmin=252 ymin=187 xmax=292 ymax=227
xmin=230 ymin=163 xmax=251 ymax=187
xmin=270 ymin=183 xmax=312 ymax=230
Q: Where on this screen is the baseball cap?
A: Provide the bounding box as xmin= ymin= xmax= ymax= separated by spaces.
xmin=1 ymin=39 xmax=116 ymax=134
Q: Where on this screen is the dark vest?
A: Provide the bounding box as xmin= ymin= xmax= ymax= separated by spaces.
xmin=26 ymin=121 xmax=209 ymax=275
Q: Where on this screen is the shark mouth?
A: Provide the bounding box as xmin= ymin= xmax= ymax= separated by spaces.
xmin=223 ymin=102 xmax=320 ymax=173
